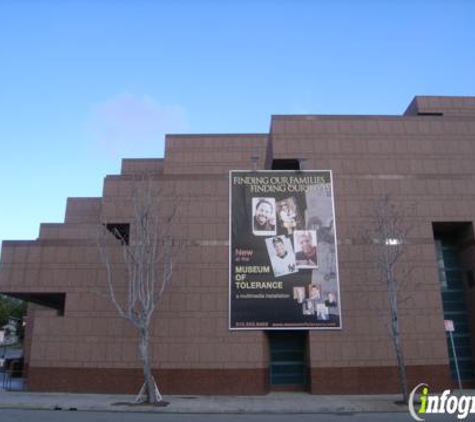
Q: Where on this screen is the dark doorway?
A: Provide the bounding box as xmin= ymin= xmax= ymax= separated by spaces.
xmin=267 ymin=331 xmax=309 ymax=391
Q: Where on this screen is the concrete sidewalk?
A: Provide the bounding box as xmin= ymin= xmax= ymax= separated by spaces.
xmin=0 ymin=389 xmax=408 ymax=414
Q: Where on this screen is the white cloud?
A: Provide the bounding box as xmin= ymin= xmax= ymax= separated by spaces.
xmin=86 ymin=93 xmax=187 ymax=158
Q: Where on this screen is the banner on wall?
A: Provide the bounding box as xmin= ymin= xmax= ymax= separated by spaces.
xmin=229 ymin=170 xmax=341 ymax=330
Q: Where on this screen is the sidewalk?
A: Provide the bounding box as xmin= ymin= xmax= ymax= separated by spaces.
xmin=0 ymin=388 xmax=408 ymax=414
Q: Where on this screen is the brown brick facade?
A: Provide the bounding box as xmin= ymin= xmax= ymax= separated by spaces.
xmin=1 ymin=96 xmax=475 ymax=394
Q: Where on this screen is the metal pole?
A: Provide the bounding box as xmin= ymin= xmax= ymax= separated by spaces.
xmin=449 ymin=330 xmax=463 ymax=392
xmin=1 ymin=339 xmax=6 ymax=389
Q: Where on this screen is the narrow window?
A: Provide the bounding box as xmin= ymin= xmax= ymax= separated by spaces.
xmin=272 ymin=159 xmax=301 ymax=170
xmin=106 ymin=223 xmax=130 ymax=245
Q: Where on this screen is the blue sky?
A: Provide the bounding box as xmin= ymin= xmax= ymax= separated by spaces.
xmin=1 ymin=0 xmax=474 ymax=247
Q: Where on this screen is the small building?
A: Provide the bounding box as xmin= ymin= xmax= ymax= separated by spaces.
xmin=0 ymin=318 xmax=20 ymax=346
xmin=1 ymin=96 xmax=475 ymax=394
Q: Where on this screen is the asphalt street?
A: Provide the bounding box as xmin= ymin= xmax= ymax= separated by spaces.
xmin=0 ymin=410 xmax=466 ymax=422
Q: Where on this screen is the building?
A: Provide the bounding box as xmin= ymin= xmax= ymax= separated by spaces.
xmin=0 ymin=317 xmax=21 ymax=346
xmin=1 ymin=95 xmax=475 ymax=394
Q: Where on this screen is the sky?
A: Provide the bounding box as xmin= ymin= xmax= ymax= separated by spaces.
xmin=1 ymin=0 xmax=474 ymax=248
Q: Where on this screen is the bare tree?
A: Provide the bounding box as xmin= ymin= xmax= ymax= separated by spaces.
xmin=366 ymin=194 xmax=414 ymax=404
xmin=97 ymin=179 xmax=177 ymax=404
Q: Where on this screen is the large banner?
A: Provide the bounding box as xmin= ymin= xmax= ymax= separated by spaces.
xmin=229 ymin=170 xmax=341 ymax=330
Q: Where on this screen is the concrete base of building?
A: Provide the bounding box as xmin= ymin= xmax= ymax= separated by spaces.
xmin=26 ymin=364 xmax=453 ymax=395
xmin=27 ymin=367 xmax=270 ymax=395
xmin=310 ymin=365 xmax=452 ymax=394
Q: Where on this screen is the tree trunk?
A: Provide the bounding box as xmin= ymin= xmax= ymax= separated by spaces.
xmin=138 ymin=327 xmax=160 ymax=403
xmin=391 ymin=316 xmax=409 ymax=404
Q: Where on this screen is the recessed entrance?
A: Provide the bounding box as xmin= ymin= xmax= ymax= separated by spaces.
xmin=433 ymin=222 xmax=475 ymax=386
xmin=267 ymin=331 xmax=309 ymax=391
